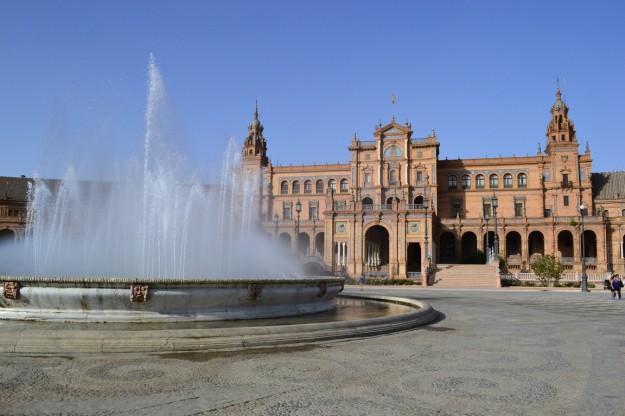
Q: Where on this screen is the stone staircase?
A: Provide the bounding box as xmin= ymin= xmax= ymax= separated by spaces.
xmin=431 ymin=264 xmax=500 ymax=288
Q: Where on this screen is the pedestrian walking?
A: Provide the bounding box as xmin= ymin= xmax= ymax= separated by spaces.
xmin=358 ymin=273 xmax=365 ymax=291
xmin=611 ymin=274 xmax=623 ymax=300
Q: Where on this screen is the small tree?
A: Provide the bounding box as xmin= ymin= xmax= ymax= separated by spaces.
xmin=531 ymin=254 xmax=565 ymax=287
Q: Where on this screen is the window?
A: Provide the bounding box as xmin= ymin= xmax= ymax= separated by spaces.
xmin=329 ymin=179 xmax=336 ymax=191
xmin=476 ymin=174 xmax=485 ymax=189
xmin=389 ymin=170 xmax=398 ymax=185
xmin=340 ymin=179 xmax=349 ymax=193
xmin=518 ymin=173 xmax=527 ymax=188
xmin=280 ymin=181 xmax=288 ymax=195
xmin=503 ymin=174 xmax=513 ymax=188
xmin=416 ymin=170 xmax=423 ymax=183
xmin=622 ymin=209 xmax=625 ymax=217
xmin=292 ymin=181 xmax=300 ymax=194
xmin=544 ymin=208 xmax=552 ymax=217
xmin=364 ymin=172 xmax=371 ymax=186
xmin=462 ymin=175 xmax=471 ymax=189
xmin=483 ymin=203 xmax=492 ymax=218
xmin=448 ymin=175 xmax=457 ymax=190
xmin=562 ymin=173 xmax=569 ymax=187
xmin=316 ymin=180 xmax=324 ymax=194
xmin=563 ymin=195 xmax=569 ymax=206
xmin=304 ymin=180 xmax=312 ymax=194
xmin=309 ymin=204 xmax=318 ymax=220
xmin=383 ymin=146 xmax=402 ymax=158
xmin=451 ymin=200 xmax=462 ymax=218
xmin=514 ymin=202 xmax=523 ymax=218
xmin=489 ymin=174 xmax=499 ymax=188
xmin=283 ymin=204 xmax=292 ymax=220
xmin=362 ymin=197 xmax=373 ymax=208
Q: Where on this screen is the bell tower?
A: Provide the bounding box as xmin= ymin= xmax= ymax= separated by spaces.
xmin=242 ymin=102 xmax=268 ymax=168
xmin=545 ymin=86 xmax=577 ymax=154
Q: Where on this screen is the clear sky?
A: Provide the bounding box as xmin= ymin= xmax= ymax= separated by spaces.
xmin=1 ymin=0 xmax=624 ymax=179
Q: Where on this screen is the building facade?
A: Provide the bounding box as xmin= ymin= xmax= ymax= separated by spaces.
xmin=2 ymin=89 xmax=625 ymax=280
xmin=241 ymin=89 xmax=625 ymax=279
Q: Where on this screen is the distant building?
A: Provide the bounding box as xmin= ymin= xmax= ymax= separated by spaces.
xmin=2 ymin=89 xmax=625 ymax=281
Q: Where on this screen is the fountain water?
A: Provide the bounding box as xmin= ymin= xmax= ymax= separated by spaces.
xmin=0 ymin=55 xmax=343 ymax=321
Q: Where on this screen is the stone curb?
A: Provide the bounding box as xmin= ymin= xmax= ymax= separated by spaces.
xmin=0 ymin=292 xmax=437 ymax=355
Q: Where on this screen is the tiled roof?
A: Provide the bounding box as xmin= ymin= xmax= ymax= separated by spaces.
xmin=591 ymin=171 xmax=625 ymax=200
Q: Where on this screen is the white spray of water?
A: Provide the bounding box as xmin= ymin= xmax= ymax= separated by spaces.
xmin=0 ymin=55 xmax=300 ymax=279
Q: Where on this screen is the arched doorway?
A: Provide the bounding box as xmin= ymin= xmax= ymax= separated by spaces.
xmin=297 ymin=232 xmax=310 ymax=256
xmin=0 ymin=229 xmax=15 ymax=245
xmin=315 ymin=232 xmax=324 ymax=257
xmin=506 ymin=232 xmax=522 ymax=257
xmin=414 ymin=195 xmax=424 ymax=206
xmin=528 ymin=231 xmax=545 ymax=264
xmin=279 ymin=232 xmax=292 ymax=249
xmin=385 ymin=197 xmax=400 ymax=205
xmin=364 ymin=225 xmax=389 ymax=273
xmin=557 ymin=230 xmax=574 ymax=258
xmin=406 ymin=243 xmax=421 ymax=274
xmin=461 ymin=232 xmax=478 ymax=262
xmin=439 ymin=232 xmax=456 ymax=263
xmin=582 ymin=230 xmax=597 ymax=258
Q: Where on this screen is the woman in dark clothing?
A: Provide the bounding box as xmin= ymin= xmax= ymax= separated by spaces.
xmin=611 ymin=274 xmax=623 ymax=300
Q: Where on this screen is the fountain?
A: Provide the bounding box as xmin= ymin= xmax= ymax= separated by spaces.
xmin=0 ymin=56 xmax=437 ymax=353
xmin=0 ymin=54 xmax=343 ymax=322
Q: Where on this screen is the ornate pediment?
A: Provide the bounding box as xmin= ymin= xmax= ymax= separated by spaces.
xmin=376 ymin=120 xmax=412 ymax=140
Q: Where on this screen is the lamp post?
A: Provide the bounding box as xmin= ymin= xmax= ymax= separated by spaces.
xmin=485 ymin=214 xmax=490 ymax=263
xmin=295 ymin=199 xmax=302 ymax=255
xmin=491 ymin=194 xmax=499 ymax=261
xmin=274 ymin=213 xmax=279 ymax=238
xmin=579 ymin=203 xmax=589 ymax=292
xmin=424 ymin=175 xmax=431 ymax=271
xmin=312 ymin=216 xmax=317 ymax=257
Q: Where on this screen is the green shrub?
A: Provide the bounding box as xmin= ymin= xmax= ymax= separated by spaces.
xmin=531 ymin=254 xmax=565 ymax=286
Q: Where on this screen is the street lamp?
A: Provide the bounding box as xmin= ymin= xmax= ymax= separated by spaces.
xmin=274 ymin=214 xmax=279 ymax=238
xmin=485 ymin=213 xmax=490 ymax=263
xmin=579 ymin=202 xmax=589 ymax=292
xmin=424 ymin=175 xmax=431 ymax=268
xmin=295 ymin=199 xmax=302 ymax=254
xmin=491 ymin=194 xmax=499 ymax=261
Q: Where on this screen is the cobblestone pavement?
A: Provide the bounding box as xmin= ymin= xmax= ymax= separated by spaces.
xmin=1 ymin=288 xmax=624 ymax=416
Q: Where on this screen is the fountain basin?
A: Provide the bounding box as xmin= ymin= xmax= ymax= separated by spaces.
xmin=0 ymin=276 xmax=344 ymax=322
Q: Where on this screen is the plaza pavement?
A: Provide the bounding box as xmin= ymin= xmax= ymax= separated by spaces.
xmin=1 ymin=287 xmax=624 ymax=415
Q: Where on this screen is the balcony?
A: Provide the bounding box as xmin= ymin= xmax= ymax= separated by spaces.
xmin=407 ymin=204 xmax=425 ymax=210
xmin=561 ymin=181 xmax=574 ymax=188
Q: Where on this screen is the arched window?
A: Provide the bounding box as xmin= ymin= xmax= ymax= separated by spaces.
xmin=292 ymin=181 xmax=300 ymax=194
xmin=414 ymin=195 xmax=424 ymax=206
xmin=462 ymin=175 xmax=471 ymax=189
xmin=362 ymin=197 xmax=373 ymax=209
xmin=340 ymin=179 xmax=349 ymax=193
xmin=389 ymin=170 xmax=398 ymax=185
xmin=316 ymin=180 xmax=324 ymax=194
xmin=328 ymin=179 xmax=336 ymax=191
xmin=503 ymin=174 xmax=513 ymax=188
xmin=518 ymin=173 xmax=527 ymax=188
xmin=448 ymin=175 xmax=457 ymax=190
xmin=489 ymin=174 xmax=499 ymax=188
xmin=476 ymin=174 xmax=485 ymax=189
xmin=304 ymin=180 xmax=312 ymax=194
xmin=280 ymin=181 xmax=288 ymax=195
xmin=383 ymin=146 xmax=402 ymax=158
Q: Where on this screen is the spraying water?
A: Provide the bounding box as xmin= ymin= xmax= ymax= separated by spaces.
xmin=0 ymin=55 xmax=300 ymax=279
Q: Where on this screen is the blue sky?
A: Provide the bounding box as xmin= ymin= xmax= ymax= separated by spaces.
xmin=1 ymin=1 xmax=624 ymax=179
